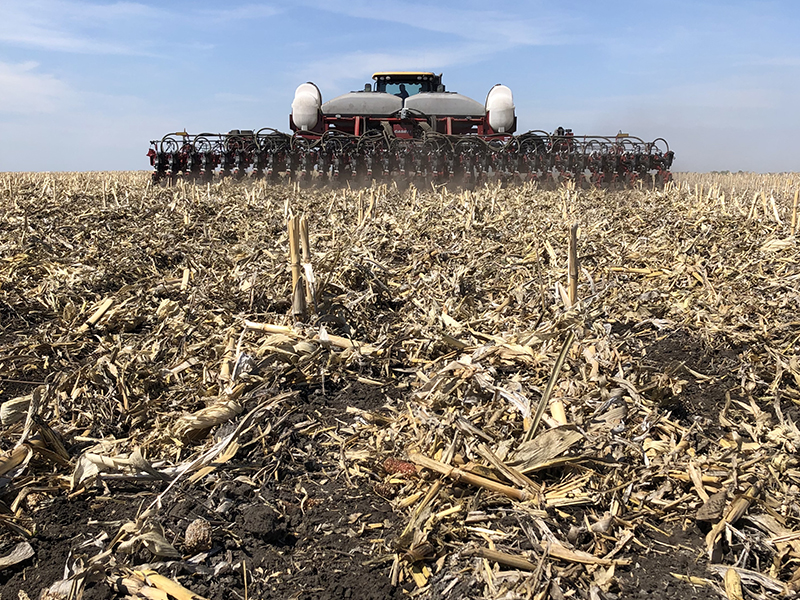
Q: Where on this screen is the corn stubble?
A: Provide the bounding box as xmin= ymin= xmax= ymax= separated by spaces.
xmin=1 ymin=170 xmax=800 ymax=598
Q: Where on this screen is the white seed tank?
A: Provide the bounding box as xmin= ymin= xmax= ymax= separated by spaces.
xmin=291 ymin=83 xmax=322 ymax=130
xmin=485 ymin=84 xmax=515 ymax=133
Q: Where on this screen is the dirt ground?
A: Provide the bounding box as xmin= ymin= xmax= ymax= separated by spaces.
xmin=2 ymin=381 xmax=411 ymax=600
xmin=1 ymin=379 xmax=716 ymax=600
xmin=1 ymin=329 xmax=738 ymax=600
xmin=2 ymin=172 xmax=799 ymax=599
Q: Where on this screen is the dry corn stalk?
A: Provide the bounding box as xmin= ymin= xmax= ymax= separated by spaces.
xmin=724 ymin=568 xmax=744 ymax=600
xmin=300 ymin=215 xmax=316 ymax=311
xmin=173 ymin=398 xmax=243 ymax=442
xmin=409 ymin=452 xmax=532 ymax=501
xmin=705 ymin=482 xmax=762 ymax=557
xmin=77 ymin=296 xmax=114 ymax=333
xmin=567 ymin=222 xmax=579 ymax=306
xmin=541 ymin=540 xmax=630 ymax=566
xmin=464 ymin=546 xmax=539 ymax=571
xmin=132 ymin=569 xmax=208 ymax=600
xmin=0 ymin=394 xmax=31 ymax=426
xmin=288 ymin=215 xmax=306 ymax=319
xmin=524 ymin=330 xmax=575 ymax=442
xmin=244 ymin=319 xmax=377 ymax=354
xmin=0 ymin=444 xmax=32 ymax=478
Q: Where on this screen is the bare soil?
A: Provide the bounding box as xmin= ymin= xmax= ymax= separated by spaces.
xmin=2 ymin=383 xmax=408 ymax=600
xmin=3 ymin=172 xmax=800 ymax=599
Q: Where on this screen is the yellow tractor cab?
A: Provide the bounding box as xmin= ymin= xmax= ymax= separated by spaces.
xmin=371 ymin=72 xmax=443 ymax=98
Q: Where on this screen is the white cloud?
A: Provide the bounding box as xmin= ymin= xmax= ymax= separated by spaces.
xmin=0 ymin=61 xmax=73 ymax=113
xmin=213 ymin=92 xmax=262 ymax=103
xmin=298 ymin=0 xmax=573 ymax=46
xmin=285 ymin=1 xmax=587 ymax=96
xmin=295 ymin=45 xmax=499 ymax=93
xmin=740 ymin=56 xmax=800 ymax=68
xmin=0 ymin=1 xmax=280 ymax=56
xmin=198 ymin=4 xmax=281 ymax=21
xmin=516 ymin=74 xmax=796 ymax=172
xmin=0 ymin=1 xmax=161 ymax=54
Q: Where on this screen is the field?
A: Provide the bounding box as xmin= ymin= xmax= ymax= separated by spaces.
xmin=1 ymin=171 xmax=799 ymax=599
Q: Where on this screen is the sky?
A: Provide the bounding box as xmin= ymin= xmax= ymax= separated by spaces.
xmin=0 ymin=0 xmax=798 ymax=173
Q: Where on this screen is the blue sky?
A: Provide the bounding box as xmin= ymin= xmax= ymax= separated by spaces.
xmin=0 ymin=0 xmax=798 ymax=172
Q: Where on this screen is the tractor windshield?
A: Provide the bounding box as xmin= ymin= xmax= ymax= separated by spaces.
xmin=382 ymin=82 xmax=422 ymax=98
xmin=374 ymin=75 xmax=436 ymax=97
